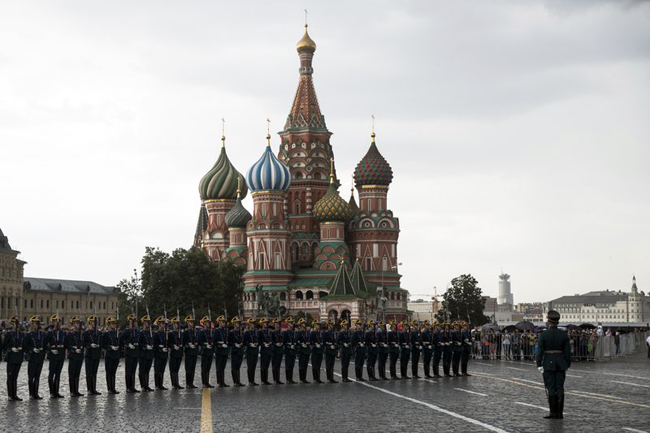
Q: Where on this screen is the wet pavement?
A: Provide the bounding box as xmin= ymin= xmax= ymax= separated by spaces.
xmin=1 ymin=350 xmax=649 ymax=432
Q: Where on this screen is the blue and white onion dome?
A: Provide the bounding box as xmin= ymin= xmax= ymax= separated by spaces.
xmin=246 ymin=134 xmax=291 ymax=192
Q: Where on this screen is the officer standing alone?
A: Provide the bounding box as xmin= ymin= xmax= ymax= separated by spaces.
xmin=536 ymin=310 xmax=571 ymax=420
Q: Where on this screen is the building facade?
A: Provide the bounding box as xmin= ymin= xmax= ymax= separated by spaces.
xmin=195 ymin=25 xmax=409 ymax=321
xmin=0 ymin=228 xmax=26 ymax=321
xmin=548 ymin=276 xmax=649 ymax=324
xmin=498 ymin=273 xmax=513 ymax=306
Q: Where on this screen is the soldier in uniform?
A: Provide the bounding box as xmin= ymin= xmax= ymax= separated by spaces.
xmin=182 ymin=315 xmax=199 ymax=389
xmin=168 ymin=316 xmax=184 ymax=389
xmin=120 ymin=314 xmax=141 ymax=393
xmin=258 ymin=317 xmax=273 ymax=386
xmin=4 ymin=316 xmax=25 ymax=401
xmin=351 ymin=319 xmax=367 ymax=381
xmin=323 ymin=319 xmax=338 ymax=384
xmin=197 ymin=316 xmax=214 ymax=388
xmin=537 ymin=310 xmax=571 ymax=419
xmin=296 ymin=318 xmax=311 ymax=384
xmin=460 ymin=321 xmax=473 ymax=377
xmin=387 ymin=320 xmax=400 ymax=380
xmin=376 ymin=322 xmax=389 ymax=380
xmin=337 ymin=319 xmax=353 ymax=382
xmin=270 ymin=318 xmax=285 ymax=385
xmin=103 ymin=316 xmax=121 ymax=394
xmin=65 ymin=316 xmax=85 ymax=397
xmin=25 ymin=315 xmax=46 ymax=400
xmin=214 ymin=315 xmax=230 ymax=388
xmin=432 ymin=322 xmax=443 ymax=378
xmin=243 ymin=318 xmax=259 ymax=386
xmin=442 ymin=322 xmax=453 ymax=377
xmin=282 ymin=317 xmax=298 ymax=384
xmin=399 ymin=321 xmax=411 ymax=379
xmin=228 ymin=316 xmax=245 ymax=387
xmin=452 ymin=322 xmax=463 ymax=377
xmin=83 ymin=315 xmax=102 ymax=395
xmin=365 ymin=320 xmax=378 ymax=381
xmin=45 ymin=314 xmax=66 ymax=398
xmin=410 ymin=320 xmax=422 ymax=379
xmin=153 ymin=316 xmax=170 ymax=390
xmin=421 ymin=321 xmax=433 ymax=378
xmin=138 ymin=315 xmax=155 ymax=392
xmin=310 ymin=321 xmax=324 ymax=383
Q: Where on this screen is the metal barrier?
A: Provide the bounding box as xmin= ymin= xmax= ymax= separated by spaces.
xmin=592 ymin=331 xmax=649 ymax=361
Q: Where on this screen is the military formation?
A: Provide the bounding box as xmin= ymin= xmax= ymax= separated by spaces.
xmin=1 ymin=313 xmax=475 ymax=401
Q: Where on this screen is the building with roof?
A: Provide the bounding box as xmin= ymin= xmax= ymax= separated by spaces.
xmin=0 ymin=228 xmax=26 ymax=321
xmin=547 ymin=276 xmax=649 ymax=324
xmin=194 ymin=24 xmax=408 ymax=321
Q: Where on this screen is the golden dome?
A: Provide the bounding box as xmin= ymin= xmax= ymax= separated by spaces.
xmin=296 ymin=24 xmax=316 ymax=54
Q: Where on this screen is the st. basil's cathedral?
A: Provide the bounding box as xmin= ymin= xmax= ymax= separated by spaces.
xmin=194 ymin=25 xmax=409 ymax=322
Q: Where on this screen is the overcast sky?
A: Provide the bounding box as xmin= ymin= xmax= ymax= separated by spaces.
xmin=1 ymin=1 xmax=648 ymax=303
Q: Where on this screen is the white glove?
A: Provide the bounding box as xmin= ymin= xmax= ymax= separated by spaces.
xmin=33 ymin=348 xmax=41 ymax=354
xmin=173 ymin=345 xmax=180 ymax=350
xmin=206 ymin=344 xmax=212 ymax=349
xmin=111 ymin=345 xmax=119 ymax=351
xmin=189 ymin=343 xmax=196 ymax=349
xmin=51 ymin=350 xmax=59 ymax=355
xmin=75 ymin=349 xmax=82 ymax=354
xmin=221 ymin=344 xmax=228 ymax=348
xmin=162 ymin=347 xmax=168 ymax=352
xmin=11 ymin=347 xmax=19 ymax=353
xmin=128 ymin=344 xmax=136 ymax=349
xmin=91 ymin=343 xmax=99 ymax=349
xmin=146 ymin=345 xmax=153 ymax=350
xmin=538 ymin=367 xmax=544 ymax=374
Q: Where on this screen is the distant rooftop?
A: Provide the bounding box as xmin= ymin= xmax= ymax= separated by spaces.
xmin=24 ymin=277 xmax=116 ymax=295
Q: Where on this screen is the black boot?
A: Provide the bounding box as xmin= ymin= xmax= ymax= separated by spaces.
xmin=34 ymin=380 xmax=43 ymax=400
xmin=557 ymin=395 xmax=564 ymax=419
xmin=8 ymin=381 xmax=15 ymax=402
xmin=249 ymin=369 xmax=259 ymax=386
xmin=54 ymin=377 xmax=64 ymax=398
xmin=274 ymin=368 xmax=284 ymax=385
xmin=76 ymin=377 xmax=85 ymax=396
xmin=544 ymin=395 xmax=557 ymax=419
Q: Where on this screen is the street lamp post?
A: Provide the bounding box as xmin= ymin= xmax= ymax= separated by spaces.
xmin=379 ymin=262 xmax=402 ymax=322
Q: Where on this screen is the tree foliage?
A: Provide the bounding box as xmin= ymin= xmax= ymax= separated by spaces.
xmin=118 ymin=246 xmax=245 ymax=322
xmin=435 ymin=274 xmax=491 ymax=326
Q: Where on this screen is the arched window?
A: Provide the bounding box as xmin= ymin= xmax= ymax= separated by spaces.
xmin=306 ymin=290 xmax=313 ymax=300
xmin=280 ymin=292 xmax=287 ymax=301
xmin=291 ymin=243 xmax=298 ymax=261
xmin=301 ymin=243 xmax=309 ymax=256
xmin=396 ymin=293 xmax=401 ymax=301
xmin=390 ymin=292 xmax=395 ymax=300
xmin=295 ymin=291 xmax=303 ymax=301
xmin=382 ymin=256 xmax=388 ymax=271
xmin=295 ymin=172 xmax=303 ymax=180
xmin=314 ymin=172 xmax=322 ymax=180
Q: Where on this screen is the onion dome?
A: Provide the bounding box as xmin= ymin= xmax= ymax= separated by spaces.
xmin=296 ymin=24 xmax=316 ymax=54
xmin=199 ymin=135 xmax=248 ymax=200
xmin=225 ymin=179 xmax=252 ymax=228
xmin=354 ymin=132 xmax=393 ymax=187
xmin=314 ymin=159 xmax=354 ymax=222
xmin=246 ymin=134 xmax=291 ymax=192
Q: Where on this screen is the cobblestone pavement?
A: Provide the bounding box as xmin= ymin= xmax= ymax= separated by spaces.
xmin=1 ymin=351 xmax=648 ymax=433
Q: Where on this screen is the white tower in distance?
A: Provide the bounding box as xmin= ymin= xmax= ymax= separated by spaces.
xmin=498 ymin=273 xmax=514 ymax=306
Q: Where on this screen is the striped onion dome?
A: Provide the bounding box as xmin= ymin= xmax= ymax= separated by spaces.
xmin=314 ymin=162 xmax=353 ymax=223
xmin=225 ymin=181 xmax=252 ymax=228
xmin=199 ymin=138 xmax=248 ymax=200
xmin=246 ymin=136 xmax=291 ymax=192
xmin=353 ymin=132 xmax=393 ymax=187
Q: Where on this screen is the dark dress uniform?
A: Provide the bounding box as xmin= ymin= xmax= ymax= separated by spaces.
xmin=182 ymin=326 xmax=199 ymax=388
xmin=387 ymin=327 xmax=400 ymax=379
xmin=4 ymin=328 xmax=26 ymax=401
xmin=45 ymin=328 xmax=66 ymax=397
xmin=243 ymin=327 xmax=259 ymax=386
xmin=214 ymin=326 xmax=230 ymax=387
xmin=432 ymin=330 xmax=443 ymax=378
xmin=153 ymin=329 xmax=170 ymax=390
xmin=228 ymin=327 xmax=245 ymax=387
xmin=168 ymin=325 xmax=184 ymax=389
xmin=323 ymin=327 xmax=338 ymax=383
xmin=296 ymin=328 xmax=311 ymax=384
xmin=198 ymin=327 xmax=214 ymax=388
xmin=103 ymin=328 xmax=122 ymax=394
xmin=258 ymin=326 xmax=273 ymax=385
xmin=138 ymin=330 xmax=155 ymax=392
xmin=309 ymin=328 xmax=324 ymax=383
xmin=271 ymin=326 xmax=285 ymax=384
xmin=352 ymin=328 xmax=367 ymax=381
xmin=25 ymin=328 xmax=47 ymax=399
xmin=536 ymin=315 xmax=571 ymax=419
xmin=399 ymin=328 xmax=411 ymax=379
xmin=452 ymin=328 xmax=463 ymax=377
xmin=282 ymin=328 xmax=297 ymax=384
xmin=421 ymin=328 xmax=433 ymax=378
xmin=65 ymin=328 xmax=85 ymax=397
xmin=410 ymin=327 xmax=422 ymax=378
xmin=83 ymin=327 xmax=103 ymax=395
xmin=365 ymin=328 xmax=378 ymax=381
xmin=120 ymin=325 xmax=141 ymax=392
xmin=461 ymin=329 xmax=472 ymax=376
xmin=337 ymin=328 xmax=353 ymax=382
xmin=377 ymin=328 xmax=389 ymax=380
xmin=442 ymin=327 xmax=453 ymax=377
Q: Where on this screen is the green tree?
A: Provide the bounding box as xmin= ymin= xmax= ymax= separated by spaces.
xmin=123 ymin=246 xmax=245 ymax=322
xmin=115 ymin=269 xmax=143 ymax=320
xmin=435 ymin=274 xmax=491 ymax=325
